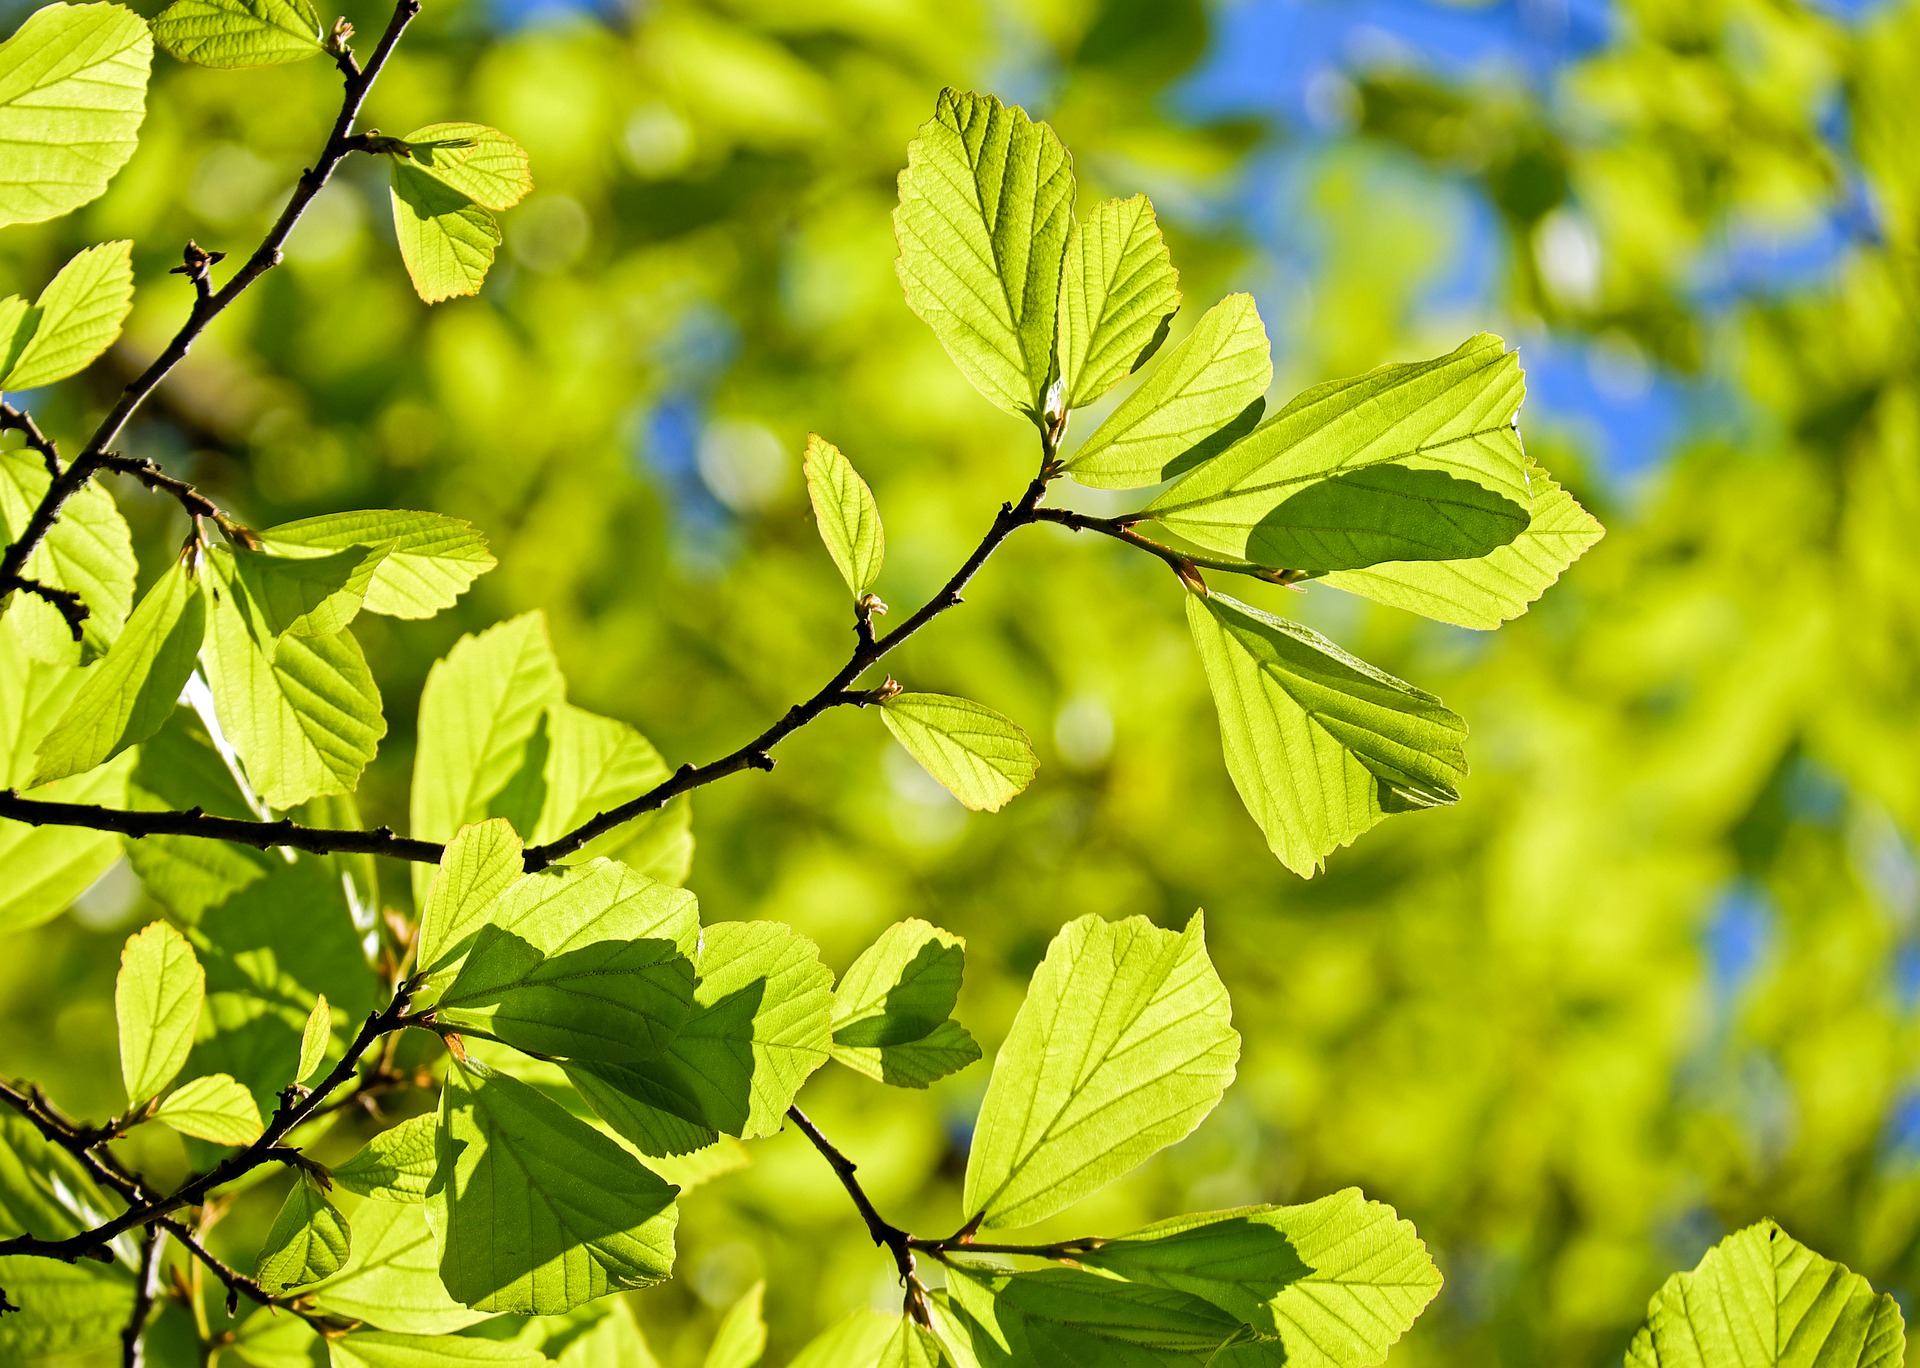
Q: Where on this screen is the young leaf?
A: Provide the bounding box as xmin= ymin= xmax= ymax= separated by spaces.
xmin=512 ymin=701 xmax=691 ymax=881
xmin=329 ymin=1333 xmax=547 ymax=1368
xmin=1320 ymin=464 xmax=1604 ymax=628
xmin=787 ymin=1313 xmax=899 ymax=1368
xmin=1056 ymin=195 xmax=1181 ymax=411
xmin=1080 ymin=1189 xmax=1442 ymax=1368
xmin=2 ymin=241 xmax=136 ymax=390
xmin=879 ymin=692 xmax=1037 ymax=813
xmin=399 ymin=123 xmax=532 ymax=212
xmin=963 ymin=912 xmax=1238 ymax=1231
xmin=0 ymin=3 xmax=151 ymax=229
xmin=893 ymin=88 xmax=1075 ymax=421
xmin=0 ymin=449 xmax=136 ymax=659
xmin=154 ymin=1071 xmax=264 ymax=1144
xmin=1626 ymin=1220 xmax=1905 ymax=1368
xmin=32 ymin=555 xmax=205 ymax=785
xmin=307 ymin=1201 xmax=489 ymax=1333
xmin=228 ymin=543 xmax=389 ymax=638
xmin=566 ymin=920 xmax=833 ymax=1146
xmin=152 ymin=0 xmax=321 ymax=67
xmin=1063 ymin=293 xmax=1272 ymax=491
xmin=390 ymin=163 xmax=501 ymax=304
xmin=430 ymin=1057 xmax=680 ymax=1314
xmin=200 ymin=548 xmax=386 ymax=809
xmin=704 ymin=1280 xmax=766 ymax=1368
xmin=255 ymin=1172 xmax=351 ymax=1293
xmin=115 ymin=920 xmax=205 ymax=1107
xmin=476 ymin=856 xmax=698 ymax=961
xmin=1185 ymin=592 xmax=1468 ymax=877
xmin=410 ymin=614 xmax=564 ymax=845
xmin=879 ymin=1320 xmax=952 ymax=1368
xmin=416 ymin=819 xmax=525 ymax=980
xmin=333 ymin=1113 xmax=437 ymax=1203
xmin=296 ymin=994 xmax=330 ymax=1085
xmin=1147 ymin=333 xmax=1550 ymax=578
xmin=432 ymin=925 xmax=695 ymax=1064
xmin=831 ymin=920 xmax=981 ymax=1088
xmin=803 ymin=434 xmax=884 ymax=598
xmin=257 ymin=510 xmax=496 ymax=620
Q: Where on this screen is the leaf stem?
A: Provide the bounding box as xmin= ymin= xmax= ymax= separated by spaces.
xmin=1031 ymin=507 xmax=1310 ymax=588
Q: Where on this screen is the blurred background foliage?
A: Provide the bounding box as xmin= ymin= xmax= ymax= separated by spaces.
xmin=2 ymin=0 xmax=1918 ymax=1364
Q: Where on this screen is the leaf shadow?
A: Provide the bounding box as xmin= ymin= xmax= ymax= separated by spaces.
xmin=1247 ymin=465 xmax=1528 ymax=572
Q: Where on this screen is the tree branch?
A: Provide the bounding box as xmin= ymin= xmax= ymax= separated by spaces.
xmin=1030 ymin=506 xmax=1310 ymax=589
xmin=1 ymin=403 xmax=60 ymax=478
xmin=0 ymin=793 xmax=445 ymax=863
xmin=786 ymin=1106 xmax=932 ymax=1327
xmin=0 ymin=0 xmax=420 ymax=600
xmin=99 ymin=454 xmax=251 ymax=544
xmin=12 ymin=577 xmax=87 ymax=639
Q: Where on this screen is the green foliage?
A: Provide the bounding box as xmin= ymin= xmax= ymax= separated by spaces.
xmin=963 ymin=912 xmax=1238 ymax=1230
xmin=333 ymin=1113 xmax=437 ymax=1202
xmin=1185 ymin=592 xmax=1469 ymax=875
xmin=830 ymin=918 xmax=980 ymax=1087
xmin=894 ymin=88 xmax=1073 ymax=422
xmin=296 ymin=993 xmax=330 ymax=1083
xmin=385 ymin=126 xmax=530 ymax=304
xmin=1055 ymin=194 xmax=1181 ymax=411
xmin=0 ymin=3 xmax=150 ymax=228
xmin=803 ymin=433 xmax=885 ymax=599
xmin=152 ymin=0 xmax=323 ymax=68
xmin=256 ymin=511 xmax=495 ymax=621
xmin=0 ymin=449 xmax=134 ymax=659
xmin=114 ymin=918 xmax=203 ymax=1106
xmin=255 ymin=1172 xmax=351 ymax=1292
xmin=879 ymin=692 xmax=1038 ymax=812
xmin=1626 ymin=1223 xmax=1905 ymax=1368
xmin=153 ymin=1070 xmax=263 ymax=1144
xmin=702 ymin=1280 xmax=766 ymax=1368
xmin=0 ymin=240 xmax=135 ymax=390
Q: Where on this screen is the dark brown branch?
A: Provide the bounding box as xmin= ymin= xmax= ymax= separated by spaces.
xmin=99 ymin=454 xmax=251 ymax=543
xmin=0 ymin=793 xmax=445 ymax=863
xmin=1031 ymin=506 xmax=1310 ymax=589
xmin=0 ymin=986 xmax=413 ymax=1264
xmin=1 ymin=403 xmax=60 ymax=478
xmin=120 ymin=1229 xmax=162 ymax=1368
xmin=12 ymin=578 xmax=86 ymax=639
xmin=0 ymin=0 xmax=420 ymax=600
xmin=786 ymin=1106 xmax=932 ymax=1327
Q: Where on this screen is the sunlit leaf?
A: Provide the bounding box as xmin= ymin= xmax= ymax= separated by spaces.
xmin=390 ymin=163 xmax=501 ymax=304
xmin=296 ymin=993 xmax=330 ymax=1084
xmin=228 ymin=542 xmax=389 ymax=638
xmin=832 ymin=919 xmax=980 ymax=1088
xmin=0 ymin=449 xmax=135 ymax=660
xmin=154 ymin=1071 xmax=263 ymax=1145
xmin=416 ymin=819 xmax=525 ymax=981
xmin=258 ymin=510 xmax=496 ymax=620
xmin=879 ymin=692 xmax=1036 ymax=812
xmin=329 ymin=1332 xmax=546 ymax=1368
xmin=704 ymin=1280 xmax=766 ymax=1368
xmin=1056 ymin=194 xmax=1180 ymax=410
xmin=308 ymin=1201 xmax=489 ymax=1333
xmin=400 ymin=123 xmax=532 ymax=212
xmin=803 ymin=433 xmax=884 ymax=598
xmin=333 ymin=1114 xmax=437 ymax=1203
xmin=152 ymin=0 xmax=321 ymax=67
xmin=3 ymin=240 xmax=136 ymax=390
xmin=115 ymin=919 xmax=204 ymax=1106
xmin=255 ymin=1173 xmax=351 ymax=1293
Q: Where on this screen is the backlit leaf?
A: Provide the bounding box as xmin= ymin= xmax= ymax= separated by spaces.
xmin=0 ymin=448 xmax=135 ymax=660
xmin=333 ymin=1114 xmax=437 ymax=1203
xmin=3 ymin=240 xmax=135 ymax=390
xmin=416 ymin=819 xmax=525 ymax=981
xmin=329 ymin=1333 xmax=546 ymax=1368
xmin=391 ymin=163 xmax=501 ymax=304
xmin=115 ymin=919 xmax=204 ymax=1106
xmin=803 ymin=433 xmax=884 ymax=598
xmin=704 ymin=1280 xmax=766 ymax=1368
xmin=308 ymin=1201 xmax=489 ymax=1333
xmin=880 ymin=692 xmax=1036 ymax=812
xmin=152 ymin=0 xmax=321 ymax=68
xmin=155 ymin=1071 xmax=263 ymax=1144
xmin=228 ymin=542 xmax=388 ymax=638
xmin=255 ymin=1172 xmax=351 ymax=1293
xmin=400 ymin=123 xmax=532 ymax=212
xmin=1056 ymin=195 xmax=1181 ymax=410
xmin=258 ymin=510 xmax=496 ymax=620
xmin=296 ymin=993 xmax=330 ymax=1084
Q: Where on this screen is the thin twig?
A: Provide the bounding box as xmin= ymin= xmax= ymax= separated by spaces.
xmin=99 ymin=454 xmax=251 ymax=543
xmin=0 ymin=0 xmax=420 ymax=601
xmin=1 ymin=403 xmax=60 ymax=478
xmin=1031 ymin=506 xmax=1310 ymax=589
xmin=786 ymin=1106 xmax=932 ymax=1327
xmin=120 ymin=1228 xmax=163 ymax=1368
xmin=0 ymin=793 xmax=445 ymax=862
xmin=12 ymin=577 xmax=86 ymax=639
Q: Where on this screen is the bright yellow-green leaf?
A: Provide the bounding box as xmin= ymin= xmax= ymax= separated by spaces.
xmin=802 ymin=433 xmax=884 ymax=598
xmin=307 ymin=1201 xmax=489 ymax=1333
xmin=155 ymin=1072 xmax=263 ymax=1144
xmin=400 ymin=123 xmax=532 ymax=212
xmin=0 ymin=3 xmax=151 ymax=228
xmin=115 ymin=919 xmax=204 ymax=1106
xmin=879 ymin=1320 xmax=951 ymax=1368
xmin=1186 ymin=591 xmax=1468 ymax=876
xmin=1063 ymin=293 xmax=1272 ymax=491
xmin=255 ymin=1172 xmax=350 ymax=1293
xmin=257 ymin=510 xmax=496 ymax=620
xmin=0 ymin=448 xmax=135 ymax=660
xmin=332 ymin=1113 xmax=436 ymax=1203
xmin=1056 ymin=194 xmax=1180 ymax=410
xmin=296 ymin=993 xmax=329 ymax=1084
xmin=703 ymin=1280 xmax=766 ymax=1368
xmin=893 ymin=88 xmax=1074 ymax=421
xmin=152 ymin=0 xmax=321 ymax=68
xmin=831 ymin=919 xmax=980 ymax=1089
xmin=880 ymin=692 xmax=1036 ymax=812
xmin=3 ymin=241 xmax=135 ymax=390
xmin=390 ymin=163 xmax=502 ymax=304
xmin=329 ymin=1333 xmax=547 ymax=1368
xmin=416 ymin=819 xmax=524 ymax=981
xmin=228 ymin=542 xmax=389 ymax=638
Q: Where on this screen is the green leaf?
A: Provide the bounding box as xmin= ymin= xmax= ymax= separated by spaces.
xmin=1063 ymin=293 xmax=1272 ymax=491
xmin=230 ymin=1304 xmax=327 ymax=1368
xmin=566 ymin=919 xmax=833 ymax=1146
xmin=333 ymin=1113 xmax=437 ymax=1203
xmin=0 ymin=2 xmax=151 ymax=229
xmin=200 ymin=548 xmax=386 ymax=809
xmin=416 ymin=819 xmax=525 ymax=981
xmin=433 ymin=924 xmax=695 ymax=1064
xmin=963 ymin=912 xmax=1238 ymax=1231
xmin=803 ymin=433 xmax=884 ymax=598
xmin=1147 ymin=333 xmax=1549 ymax=578
xmin=152 ymin=0 xmax=321 ymax=68
xmin=308 ymin=1201 xmax=489 ymax=1333
xmin=880 ymin=692 xmax=1037 ymax=812
xmin=411 ymin=614 xmax=564 ymax=845
xmin=255 ymin=1173 xmax=351 ymax=1293
xmin=2 ymin=240 xmax=136 ymax=390
xmin=1320 ymin=464 xmax=1604 ymax=628
xmin=429 ymin=1057 xmax=680 ymax=1314
xmin=0 ymin=448 xmax=136 ymax=660
xmin=329 ymin=1332 xmax=547 ymax=1368
xmin=787 ymin=1312 xmax=898 ymax=1368
xmin=228 ymin=542 xmax=389 ymax=638
xmin=390 ymin=163 xmax=502 ymax=304
xmin=1185 ymin=591 xmax=1468 ymax=877
xmin=1055 ymin=195 xmax=1181 ymax=411
xmin=0 ymin=1257 xmax=131 ymax=1363
xmin=122 ymin=707 xmax=271 ymax=918
xmin=296 ymin=993 xmax=330 ymax=1084
xmin=400 ymin=123 xmax=533 ymax=212
xmin=1080 ymin=1189 xmax=1442 ymax=1368
xmin=938 ymin=1263 xmax=1277 ymax=1367
xmin=893 ymin=88 xmax=1074 ymax=421
xmin=704 ymin=1280 xmax=766 ymax=1368
xmin=0 ymin=1109 xmax=120 ymax=1240
xmin=554 ymin=1301 xmax=664 ymax=1368
xmin=154 ymin=1071 xmax=264 ymax=1144
xmin=257 ymin=510 xmax=496 ymax=620
xmin=1625 ymin=1220 xmax=1906 ymax=1368
xmin=831 ymin=919 xmax=980 ymax=1088
xmin=115 ymin=919 xmax=204 ymax=1106
xmin=31 ymin=554 xmax=206 ymax=785
xmin=880 ymin=1320 xmax=952 ymax=1368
